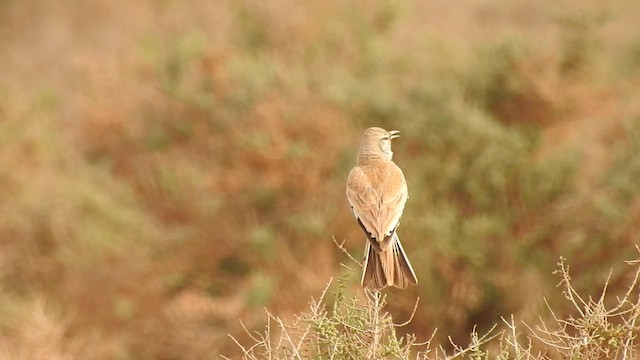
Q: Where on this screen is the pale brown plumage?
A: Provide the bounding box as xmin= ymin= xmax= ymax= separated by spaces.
xmin=346 ymin=127 xmax=418 ymax=289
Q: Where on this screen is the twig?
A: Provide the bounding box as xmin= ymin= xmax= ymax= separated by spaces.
xmin=555 ymin=257 xmax=587 ymax=317
xmin=441 ymin=324 xmax=501 ymax=360
xmin=370 ymin=290 xmax=381 ymax=359
xmin=395 ymin=297 xmax=420 ymax=327
xmin=332 ymin=236 xmax=362 ymax=266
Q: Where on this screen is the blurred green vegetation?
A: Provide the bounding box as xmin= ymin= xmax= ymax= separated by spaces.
xmin=1 ymin=0 xmax=640 ymax=358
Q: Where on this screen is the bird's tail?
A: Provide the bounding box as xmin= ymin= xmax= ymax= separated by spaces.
xmin=361 ymin=233 xmax=418 ymax=289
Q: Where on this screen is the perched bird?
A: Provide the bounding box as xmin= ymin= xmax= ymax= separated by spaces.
xmin=346 ymin=127 xmax=418 ymax=290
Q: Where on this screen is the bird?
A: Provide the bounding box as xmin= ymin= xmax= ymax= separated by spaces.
xmin=346 ymin=127 xmax=418 ymax=290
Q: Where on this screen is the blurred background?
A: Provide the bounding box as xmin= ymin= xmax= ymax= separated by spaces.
xmin=1 ymin=0 xmax=640 ymax=358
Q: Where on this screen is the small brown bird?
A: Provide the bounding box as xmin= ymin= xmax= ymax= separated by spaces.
xmin=346 ymin=127 xmax=418 ymax=289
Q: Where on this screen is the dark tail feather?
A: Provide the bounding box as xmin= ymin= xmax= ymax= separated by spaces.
xmin=361 ymin=242 xmax=387 ymax=290
xmin=392 ymin=233 xmax=418 ymax=288
xmin=361 ymin=234 xmax=417 ymax=290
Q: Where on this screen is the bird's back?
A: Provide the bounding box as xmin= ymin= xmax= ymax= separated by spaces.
xmin=347 ymin=158 xmax=408 ymax=247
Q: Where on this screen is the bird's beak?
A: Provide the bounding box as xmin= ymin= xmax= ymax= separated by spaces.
xmin=389 ymin=130 xmax=401 ymax=140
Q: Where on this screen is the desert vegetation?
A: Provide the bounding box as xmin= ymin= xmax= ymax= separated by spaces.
xmin=226 ymin=253 xmax=640 ymax=359
xmin=1 ymin=0 xmax=640 ymax=359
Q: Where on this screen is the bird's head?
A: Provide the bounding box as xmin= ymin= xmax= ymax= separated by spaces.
xmin=359 ymin=127 xmax=401 ymax=161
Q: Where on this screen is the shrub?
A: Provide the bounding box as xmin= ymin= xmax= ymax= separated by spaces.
xmin=227 ymin=251 xmax=640 ymax=359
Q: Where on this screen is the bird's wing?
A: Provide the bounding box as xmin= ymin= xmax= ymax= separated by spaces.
xmin=346 ymin=166 xmax=378 ymax=240
xmin=376 ymin=162 xmax=408 ymax=248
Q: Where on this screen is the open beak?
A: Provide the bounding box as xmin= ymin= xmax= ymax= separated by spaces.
xmin=389 ymin=130 xmax=401 ymax=140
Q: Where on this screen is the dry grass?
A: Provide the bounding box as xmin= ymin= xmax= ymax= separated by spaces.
xmin=227 ymin=251 xmax=640 ymax=359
